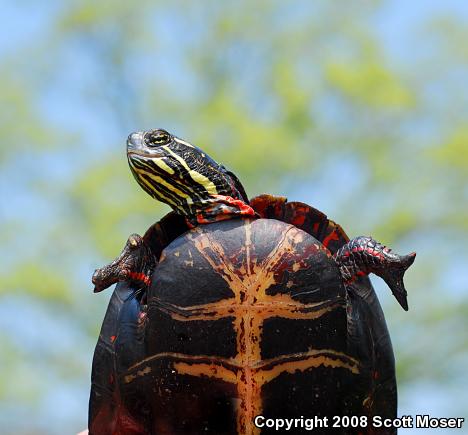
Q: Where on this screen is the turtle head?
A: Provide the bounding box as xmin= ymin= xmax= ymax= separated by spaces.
xmin=127 ymin=128 xmax=248 ymax=216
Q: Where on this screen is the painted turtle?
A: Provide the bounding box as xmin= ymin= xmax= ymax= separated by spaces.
xmin=88 ymin=129 xmax=415 ymax=435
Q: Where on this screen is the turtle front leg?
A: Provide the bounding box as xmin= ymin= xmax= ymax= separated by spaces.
xmin=334 ymin=236 xmax=416 ymax=311
xmin=92 ymin=234 xmax=156 ymax=295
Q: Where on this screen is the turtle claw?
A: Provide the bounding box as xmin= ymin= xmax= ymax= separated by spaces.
xmin=92 ymin=234 xmax=156 ymax=293
xmin=334 ymin=237 xmax=416 ymax=311
xmin=380 ymin=252 xmax=415 ymax=311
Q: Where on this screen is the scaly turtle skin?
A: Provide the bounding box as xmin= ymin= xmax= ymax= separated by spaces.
xmin=92 ymin=234 xmax=155 ymax=294
xmin=89 ymin=129 xmax=415 ymax=435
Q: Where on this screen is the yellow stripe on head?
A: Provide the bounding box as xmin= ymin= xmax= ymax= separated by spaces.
xmin=162 ymin=146 xmax=218 ymax=195
xmin=129 ymin=160 xmax=183 ymax=208
xmin=173 ymin=137 xmax=195 ymax=148
xmin=152 ymin=157 xmax=175 ymax=175
xmin=139 ymin=169 xmax=192 ymax=202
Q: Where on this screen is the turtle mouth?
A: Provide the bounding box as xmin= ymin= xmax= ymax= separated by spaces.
xmin=127 ymin=149 xmax=166 ymax=159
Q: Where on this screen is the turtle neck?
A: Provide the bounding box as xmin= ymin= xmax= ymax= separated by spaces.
xmin=185 ymin=194 xmax=257 ymax=228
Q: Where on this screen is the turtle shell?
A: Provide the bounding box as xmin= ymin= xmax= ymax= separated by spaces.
xmin=89 ymin=217 xmax=396 ymax=435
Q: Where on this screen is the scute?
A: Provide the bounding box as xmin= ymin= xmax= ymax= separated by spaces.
xmin=115 ymin=218 xmax=366 ymax=435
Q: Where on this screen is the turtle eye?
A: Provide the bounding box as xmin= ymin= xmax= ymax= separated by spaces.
xmin=145 ymin=131 xmax=171 ymax=147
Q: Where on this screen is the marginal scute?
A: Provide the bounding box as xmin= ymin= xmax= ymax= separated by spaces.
xmin=250 ymin=194 xmax=350 ymax=254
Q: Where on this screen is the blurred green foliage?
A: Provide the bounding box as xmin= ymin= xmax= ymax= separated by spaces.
xmin=0 ymin=1 xmax=467 ymax=433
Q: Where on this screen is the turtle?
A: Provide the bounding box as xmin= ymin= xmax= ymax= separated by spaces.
xmin=88 ymin=128 xmax=415 ymax=435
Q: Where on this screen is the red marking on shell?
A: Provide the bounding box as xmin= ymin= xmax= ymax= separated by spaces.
xmin=322 ymin=230 xmax=339 ymax=248
xmin=291 ymin=213 xmax=306 ymax=226
xmin=312 ymin=222 xmax=320 ymax=233
xmin=110 ymin=335 xmax=116 ymax=343
xmin=260 ymin=195 xmax=287 ymax=217
xmin=248 ymin=196 xmax=271 ymax=217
